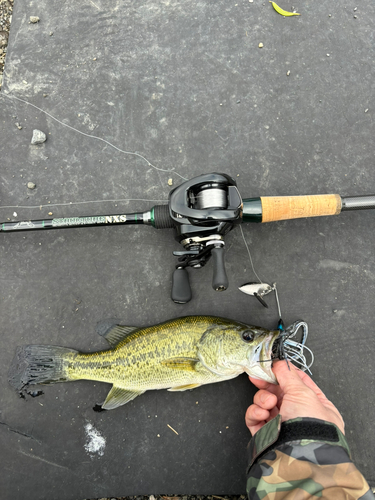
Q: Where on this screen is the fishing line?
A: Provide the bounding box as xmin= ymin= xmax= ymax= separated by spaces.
xmin=0 ymin=92 xmax=189 ymax=181
xmin=0 ymin=198 xmax=168 ymax=211
xmin=239 ymin=225 xmax=284 ymax=320
xmin=3 ymin=88 xmax=285 ymax=321
xmin=239 ymin=225 xmax=264 ymax=284
xmin=239 ymin=221 xmax=312 ymax=373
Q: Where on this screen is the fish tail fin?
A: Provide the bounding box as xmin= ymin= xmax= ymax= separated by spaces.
xmin=8 ymin=345 xmax=78 ymax=391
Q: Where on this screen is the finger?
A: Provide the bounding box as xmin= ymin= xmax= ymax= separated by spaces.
xmin=272 ymin=360 xmax=315 ymax=392
xmin=253 ymin=390 xmax=278 ymax=410
xmin=245 ymin=405 xmax=270 ymax=434
xmin=268 ymin=406 xmax=280 ymax=420
xmin=294 ymin=369 xmax=330 ymax=401
xmin=248 ymin=376 xmax=273 ymax=390
xmin=249 ymin=376 xmax=282 ymax=399
xmin=247 ymin=421 xmax=266 ymax=435
xmin=273 ymin=361 xmax=330 ymax=402
xmin=245 ymin=404 xmax=270 ymax=426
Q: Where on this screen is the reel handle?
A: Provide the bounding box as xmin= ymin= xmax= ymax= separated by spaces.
xmin=171 ymin=268 xmax=192 ymax=304
xmin=211 ymin=246 xmax=229 ymax=291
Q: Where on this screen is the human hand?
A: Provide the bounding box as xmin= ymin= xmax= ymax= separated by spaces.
xmin=245 ymin=360 xmax=345 ymax=435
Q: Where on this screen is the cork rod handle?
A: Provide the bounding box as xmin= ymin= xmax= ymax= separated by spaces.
xmin=260 ymin=194 xmax=342 ymax=223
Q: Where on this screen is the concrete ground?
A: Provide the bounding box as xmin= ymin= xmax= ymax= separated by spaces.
xmin=0 ymin=1 xmax=374 ymax=499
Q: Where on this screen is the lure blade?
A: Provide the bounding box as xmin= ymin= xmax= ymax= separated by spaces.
xmin=239 ymin=282 xmax=273 ymax=308
xmin=239 ymin=282 xmax=273 ymax=297
xmin=269 ymin=1 xmax=300 ymax=16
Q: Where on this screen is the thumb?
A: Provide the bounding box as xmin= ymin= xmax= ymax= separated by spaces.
xmin=272 ymin=360 xmax=307 ymax=392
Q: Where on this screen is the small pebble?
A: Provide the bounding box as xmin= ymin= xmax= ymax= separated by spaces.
xmin=365 ymin=109 xmax=369 ymax=113
xmin=29 ymin=16 xmax=40 ymax=23
xmin=168 ymin=178 xmax=173 ymax=186
xmin=258 ymin=42 xmax=264 ymax=48
xmin=48 ymin=212 xmax=53 ymax=216
xmin=13 ymin=212 xmax=17 ymax=217
xmin=27 ymin=182 xmax=36 ymax=189
xmin=31 ymin=129 xmax=47 ymax=144
xmin=286 ymin=70 xmax=291 ymax=76
xmin=15 ymin=122 xmax=22 ymax=130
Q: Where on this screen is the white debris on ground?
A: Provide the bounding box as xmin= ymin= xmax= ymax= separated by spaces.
xmin=84 ymin=422 xmax=106 ymax=458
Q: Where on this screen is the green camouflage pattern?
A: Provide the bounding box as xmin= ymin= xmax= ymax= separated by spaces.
xmin=246 ymin=416 xmax=375 ymax=499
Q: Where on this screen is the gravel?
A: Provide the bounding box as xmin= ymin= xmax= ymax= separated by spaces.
xmin=0 ymin=2 xmax=245 ymax=499
xmin=0 ymin=0 xmax=13 ymax=89
xmin=1 ymin=0 xmax=374 ymax=498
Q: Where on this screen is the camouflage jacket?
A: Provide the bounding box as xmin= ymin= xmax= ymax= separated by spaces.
xmin=246 ymin=415 xmax=374 ymax=499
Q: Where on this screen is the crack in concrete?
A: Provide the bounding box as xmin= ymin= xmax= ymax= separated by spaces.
xmin=0 ymin=420 xmax=42 ymax=443
xmin=18 ymin=450 xmax=71 ymax=471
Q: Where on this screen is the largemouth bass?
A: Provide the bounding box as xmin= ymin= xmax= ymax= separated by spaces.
xmin=9 ymin=315 xmax=281 ymax=410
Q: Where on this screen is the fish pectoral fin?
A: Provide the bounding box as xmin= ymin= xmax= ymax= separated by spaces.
xmin=96 ymin=319 xmax=139 ymax=347
xmin=101 ymin=386 xmax=145 ymax=410
xmin=161 ymin=357 xmax=199 ymax=371
xmin=168 ymin=383 xmax=201 ymax=392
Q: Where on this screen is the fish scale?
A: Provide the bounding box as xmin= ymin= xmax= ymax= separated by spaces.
xmin=8 ymin=315 xmax=280 ymax=411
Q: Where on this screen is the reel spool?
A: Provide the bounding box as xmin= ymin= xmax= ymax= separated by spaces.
xmin=191 ymin=184 xmax=228 ymax=210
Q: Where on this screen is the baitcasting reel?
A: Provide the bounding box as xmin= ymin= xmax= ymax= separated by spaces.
xmin=167 ymin=173 xmax=242 ymax=303
xmin=3 ymin=172 xmax=375 ymax=304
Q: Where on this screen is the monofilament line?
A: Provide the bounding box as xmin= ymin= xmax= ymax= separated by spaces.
xmin=1 ymin=92 xmax=188 ymax=181
xmin=239 ymin=225 xmax=264 ymax=284
xmin=0 ymin=198 xmax=168 ymax=211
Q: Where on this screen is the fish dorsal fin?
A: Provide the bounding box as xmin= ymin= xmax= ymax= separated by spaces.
xmin=96 ymin=319 xmax=139 ymax=347
xmin=161 ymin=357 xmax=199 ymax=371
xmin=101 ymin=386 xmax=145 ymax=410
xmin=168 ymin=383 xmax=201 ymax=392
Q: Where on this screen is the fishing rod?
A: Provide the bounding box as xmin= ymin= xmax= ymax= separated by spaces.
xmin=2 ymin=173 xmax=375 ymax=304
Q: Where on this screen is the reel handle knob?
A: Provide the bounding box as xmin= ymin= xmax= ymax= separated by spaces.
xmin=211 ymin=246 xmax=229 ymax=291
xmin=171 ymin=268 xmax=192 ymax=304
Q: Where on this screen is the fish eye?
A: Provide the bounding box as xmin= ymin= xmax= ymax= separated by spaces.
xmin=242 ymin=330 xmax=255 ymax=342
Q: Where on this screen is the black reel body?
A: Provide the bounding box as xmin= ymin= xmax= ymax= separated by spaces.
xmin=168 ymin=173 xmax=243 ymax=303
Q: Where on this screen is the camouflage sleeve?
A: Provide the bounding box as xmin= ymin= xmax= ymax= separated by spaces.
xmin=246 ymin=415 xmax=375 ymax=500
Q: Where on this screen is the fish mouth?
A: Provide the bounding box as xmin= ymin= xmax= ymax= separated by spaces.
xmin=248 ymin=322 xmax=313 ymax=383
xmin=248 ymin=332 xmax=279 ymax=383
xmin=271 ymin=334 xmax=282 ymax=360
xmin=264 ymin=331 xmax=280 ymax=361
xmin=269 ymin=321 xmax=313 ymax=373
